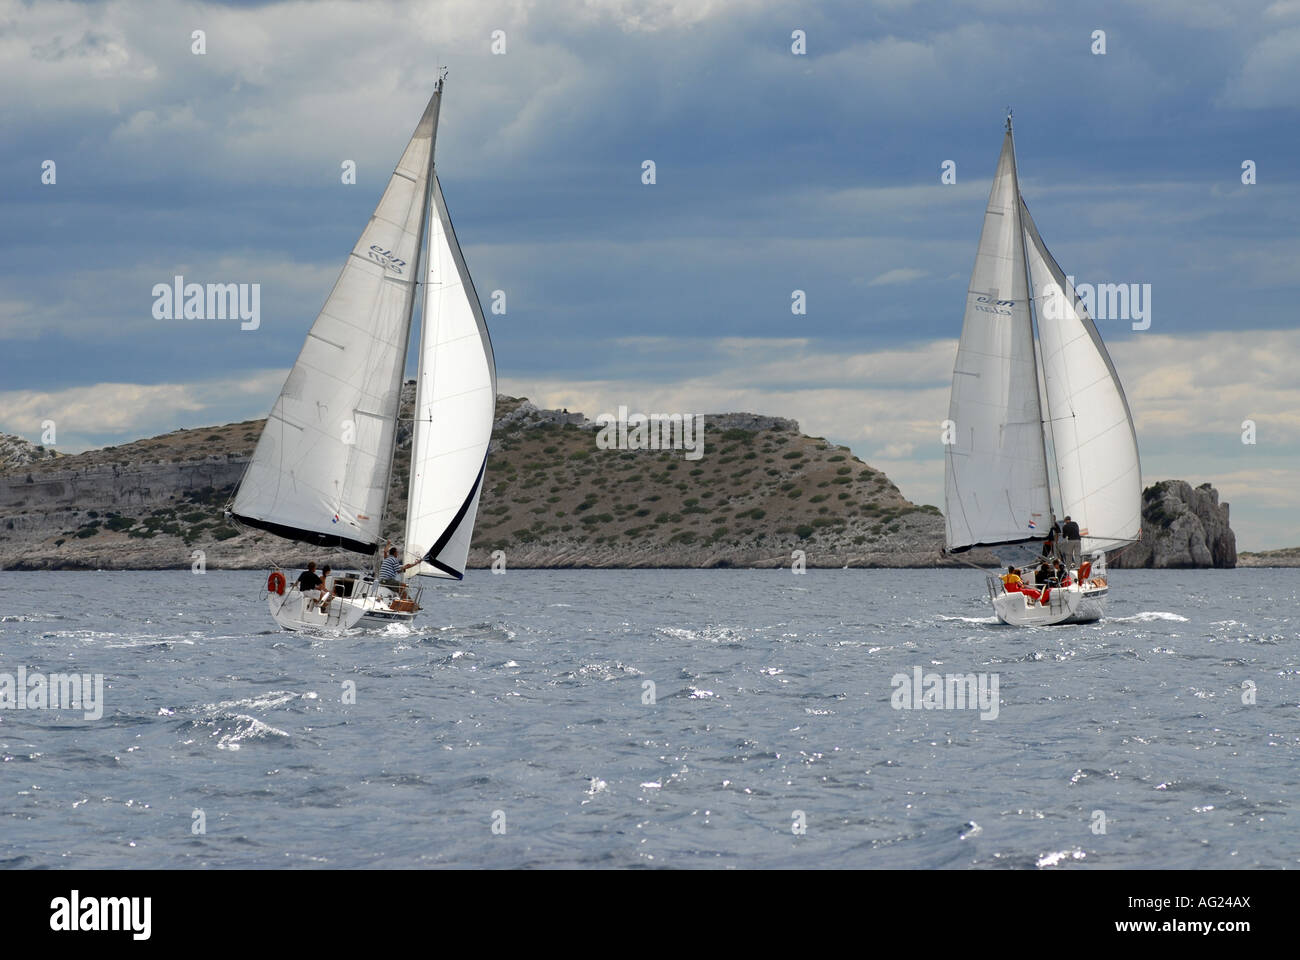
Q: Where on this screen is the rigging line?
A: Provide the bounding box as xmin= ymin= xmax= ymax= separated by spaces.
xmin=945 ymin=432 xmax=978 ymax=548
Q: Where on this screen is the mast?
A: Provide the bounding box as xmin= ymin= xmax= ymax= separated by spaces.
xmin=1007 ymin=110 xmax=1059 ymax=525
xmin=375 ymin=73 xmax=445 ymax=559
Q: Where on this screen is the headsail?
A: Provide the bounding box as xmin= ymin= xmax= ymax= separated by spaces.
xmin=230 ymin=88 xmax=442 ymax=553
xmin=1021 ymin=199 xmax=1141 ymax=554
xmin=402 ymin=176 xmax=497 ymax=579
xmin=944 ymin=129 xmax=1053 ymax=551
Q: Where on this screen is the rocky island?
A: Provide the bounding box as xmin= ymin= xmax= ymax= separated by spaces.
xmin=0 ymin=389 xmax=956 ymax=571
xmin=0 ymin=391 xmax=1244 ymax=571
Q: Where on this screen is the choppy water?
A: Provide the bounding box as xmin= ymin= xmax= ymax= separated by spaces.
xmin=1 ymin=569 xmax=1296 ymax=869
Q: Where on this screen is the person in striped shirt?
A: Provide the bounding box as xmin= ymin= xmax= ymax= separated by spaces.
xmin=379 ymin=543 xmax=418 ymax=595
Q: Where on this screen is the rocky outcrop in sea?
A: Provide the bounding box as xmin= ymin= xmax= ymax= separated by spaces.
xmin=1109 ymin=480 xmax=1237 ymax=568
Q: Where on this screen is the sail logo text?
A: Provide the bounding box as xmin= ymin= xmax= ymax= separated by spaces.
xmin=0 ymin=666 xmax=103 ymax=720
xmin=366 ymin=244 xmax=407 ymax=274
xmin=50 ymin=891 xmax=151 ymax=940
xmin=974 ymin=295 xmax=1014 ymax=316
xmin=152 ymin=275 xmax=260 ymax=330
xmin=1042 ymin=277 xmax=1152 ymax=330
xmin=595 ymin=406 xmax=705 ymax=460
xmin=890 ymin=666 xmax=999 ymax=720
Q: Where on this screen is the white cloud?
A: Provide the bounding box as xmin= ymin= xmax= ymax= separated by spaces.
xmin=0 ymin=370 xmax=285 ymax=451
xmin=1221 ymin=26 xmax=1300 ymax=107
xmin=866 ymin=268 xmax=927 ymax=287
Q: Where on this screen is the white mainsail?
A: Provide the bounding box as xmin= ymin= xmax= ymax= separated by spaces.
xmin=1021 ymin=199 xmax=1141 ymax=554
xmin=402 ymin=176 xmax=497 ymax=579
xmin=231 ymin=89 xmax=442 ymax=552
xmin=944 ymin=129 xmax=1053 ymax=551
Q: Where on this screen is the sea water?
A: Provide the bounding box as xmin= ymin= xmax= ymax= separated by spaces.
xmin=0 ymin=568 xmax=1296 ymax=868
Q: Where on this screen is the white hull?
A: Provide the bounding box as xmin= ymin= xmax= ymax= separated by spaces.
xmin=268 ymin=589 xmax=367 ymax=633
xmin=266 ymin=575 xmax=422 ymax=633
xmin=336 ymin=592 xmax=420 ymax=628
xmin=990 ymin=580 xmax=1108 ymax=626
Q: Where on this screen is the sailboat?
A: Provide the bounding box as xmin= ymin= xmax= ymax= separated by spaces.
xmin=226 ymin=74 xmax=497 ymax=632
xmin=943 ymin=114 xmax=1141 ymax=626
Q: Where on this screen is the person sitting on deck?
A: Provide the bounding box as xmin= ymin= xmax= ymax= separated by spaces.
xmin=1034 ymin=562 xmax=1053 ymax=586
xmin=296 ymin=562 xmax=321 ymax=594
xmin=1000 ymin=566 xmax=1023 ymax=591
xmin=1053 ymin=560 xmax=1071 ymax=586
xmin=315 ymin=565 xmax=335 ymax=613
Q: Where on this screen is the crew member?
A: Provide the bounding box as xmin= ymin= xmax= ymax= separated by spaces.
xmin=296 ymin=562 xmax=321 ymax=593
xmin=1061 ymin=516 xmax=1082 ymax=570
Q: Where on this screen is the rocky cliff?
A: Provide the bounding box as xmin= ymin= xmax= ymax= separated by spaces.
xmin=1109 ymin=480 xmax=1237 ymax=568
xmin=0 ymin=434 xmax=62 ymax=471
xmin=0 ymin=388 xmax=962 ymax=571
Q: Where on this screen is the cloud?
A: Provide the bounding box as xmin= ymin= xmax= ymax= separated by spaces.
xmin=1221 ymin=26 xmax=1300 ymax=108
xmin=866 ymin=268 xmax=927 ymax=287
xmin=0 ymin=370 xmax=285 ymax=451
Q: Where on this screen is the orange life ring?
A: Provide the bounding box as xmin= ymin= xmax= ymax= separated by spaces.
xmin=267 ymin=571 xmax=286 ymax=595
xmin=1078 ymin=560 xmax=1093 ymax=580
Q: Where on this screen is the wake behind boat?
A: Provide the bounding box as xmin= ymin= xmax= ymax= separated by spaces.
xmin=943 ymin=114 xmax=1141 ymax=626
xmin=226 ymin=74 xmax=497 ymax=633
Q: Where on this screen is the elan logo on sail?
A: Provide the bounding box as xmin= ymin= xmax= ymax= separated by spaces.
xmin=890 ymin=666 xmax=1000 ymax=720
xmin=366 ymin=243 xmax=407 ymax=274
xmin=974 ymin=295 xmax=1015 ymax=316
xmin=1041 ymin=277 xmax=1152 ymax=331
xmin=151 ymin=275 xmax=260 ymax=330
xmin=595 ymin=406 xmax=705 ymax=460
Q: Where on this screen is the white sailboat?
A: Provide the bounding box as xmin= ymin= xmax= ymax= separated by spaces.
xmin=944 ymin=114 xmax=1141 ymax=626
xmin=227 ymin=75 xmax=497 ymax=632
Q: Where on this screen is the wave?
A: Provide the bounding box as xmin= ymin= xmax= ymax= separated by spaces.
xmin=202 ymin=690 xmax=317 ymax=713
xmin=215 ymin=715 xmax=291 ymax=751
xmin=657 ymin=625 xmax=747 ymax=645
xmin=1110 ymin=611 xmax=1189 ymax=623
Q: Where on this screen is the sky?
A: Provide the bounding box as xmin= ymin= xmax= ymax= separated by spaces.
xmin=2 ymin=0 xmax=1298 ymax=550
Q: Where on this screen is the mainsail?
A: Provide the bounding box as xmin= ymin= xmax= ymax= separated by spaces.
xmin=1021 ymin=199 xmax=1141 ymax=554
xmin=944 ymin=128 xmax=1053 ymax=551
xmin=402 ymin=175 xmax=498 ymax=579
xmin=231 ymin=89 xmax=442 ymax=553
